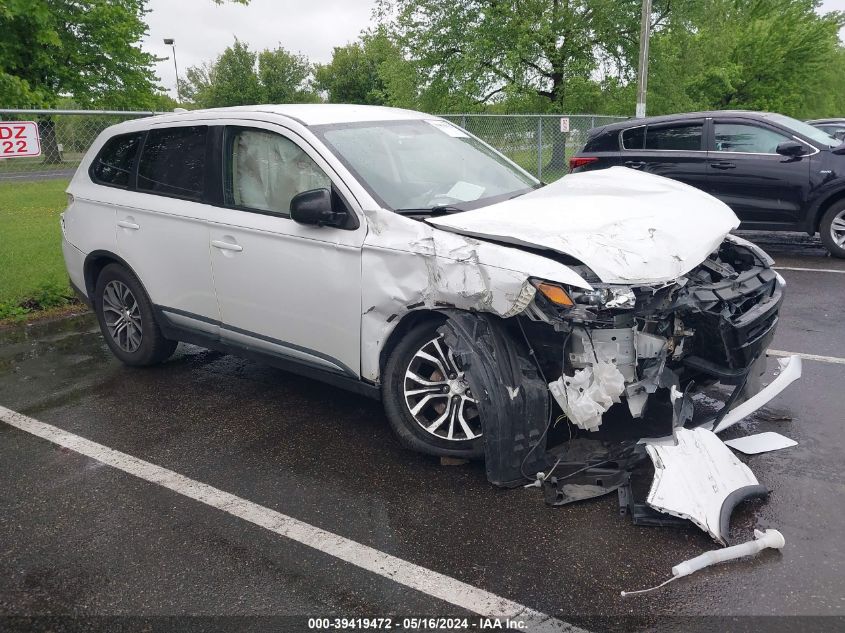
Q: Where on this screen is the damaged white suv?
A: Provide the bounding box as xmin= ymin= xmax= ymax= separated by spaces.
xmin=62 ymin=105 xmax=786 ymax=486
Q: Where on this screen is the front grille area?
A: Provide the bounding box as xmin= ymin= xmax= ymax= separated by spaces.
xmin=686 ymin=267 xmax=782 ymax=368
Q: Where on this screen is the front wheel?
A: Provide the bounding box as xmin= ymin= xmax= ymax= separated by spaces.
xmin=820 ymin=200 xmax=845 ymax=258
xmin=94 ymin=263 xmax=177 ymax=366
xmin=382 ymin=320 xmax=484 ymax=458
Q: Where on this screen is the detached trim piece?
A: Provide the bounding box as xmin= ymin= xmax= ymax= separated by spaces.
xmin=644 ymin=427 xmax=766 ymax=545
xmin=711 ymin=355 xmax=802 ymax=433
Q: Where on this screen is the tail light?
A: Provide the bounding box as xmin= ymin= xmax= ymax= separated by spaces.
xmin=569 ymin=156 xmax=599 ymax=172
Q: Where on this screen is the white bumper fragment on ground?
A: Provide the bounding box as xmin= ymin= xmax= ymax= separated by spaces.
xmin=711 ymin=355 xmax=802 ymax=433
xmin=724 ymin=432 xmax=797 ymax=455
xmin=644 ymin=427 xmax=768 ymax=545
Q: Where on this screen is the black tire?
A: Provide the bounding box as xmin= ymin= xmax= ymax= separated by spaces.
xmin=93 ymin=263 xmax=177 ymax=366
xmin=819 ymin=200 xmax=845 ymax=258
xmin=382 ymin=318 xmax=484 ymax=458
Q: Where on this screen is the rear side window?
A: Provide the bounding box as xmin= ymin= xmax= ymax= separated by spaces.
xmin=138 ymin=126 xmax=207 ymax=200
xmin=90 ymin=133 xmax=143 ymax=187
xmin=645 ymin=124 xmax=702 ymax=150
xmin=621 ymin=126 xmax=645 ymax=149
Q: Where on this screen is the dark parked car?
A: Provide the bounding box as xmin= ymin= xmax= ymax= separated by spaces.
xmin=571 ymin=111 xmax=845 ymax=257
xmin=807 ymin=118 xmax=845 ymax=141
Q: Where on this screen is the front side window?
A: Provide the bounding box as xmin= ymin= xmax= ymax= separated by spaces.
xmin=91 ymin=133 xmax=143 ymax=187
xmin=137 ymin=126 xmax=207 ymax=200
xmin=225 ymin=128 xmax=331 ymax=216
xmin=644 ymin=124 xmax=703 ymax=151
xmin=315 ymin=119 xmax=537 ymax=212
xmin=713 ymin=123 xmax=791 ymax=154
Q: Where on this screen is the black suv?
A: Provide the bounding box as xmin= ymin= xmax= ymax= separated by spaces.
xmin=571 ymin=111 xmax=845 ymax=257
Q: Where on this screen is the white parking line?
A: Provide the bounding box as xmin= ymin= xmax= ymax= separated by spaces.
xmin=769 ymin=350 xmax=845 ymax=365
xmin=773 ymin=266 xmax=845 ymax=274
xmin=0 ymin=405 xmax=582 ymax=633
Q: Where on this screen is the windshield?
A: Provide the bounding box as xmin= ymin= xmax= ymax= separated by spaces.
xmin=315 ymin=119 xmax=538 ymax=212
xmin=764 ymin=113 xmax=840 ymax=148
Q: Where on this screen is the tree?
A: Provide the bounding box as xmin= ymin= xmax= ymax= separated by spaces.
xmin=378 ymin=0 xmax=672 ymax=167
xmin=259 ymin=48 xmax=317 ymax=103
xmin=181 ymin=41 xmax=317 ymax=108
xmin=379 ymin=0 xmax=670 ymax=109
xmin=646 ymin=0 xmax=845 ymax=119
xmin=0 ymin=0 xmax=163 ymax=109
xmin=316 ymin=30 xmax=405 ymax=104
xmin=206 ymin=39 xmax=264 ymax=107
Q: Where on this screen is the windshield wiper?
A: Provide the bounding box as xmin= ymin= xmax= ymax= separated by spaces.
xmin=394 ymin=204 xmax=463 ymax=216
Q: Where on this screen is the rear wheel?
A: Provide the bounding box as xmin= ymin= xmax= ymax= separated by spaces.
xmin=820 ymin=200 xmax=845 ymax=258
xmin=93 ymin=263 xmax=177 ymax=366
xmin=383 ymin=319 xmax=484 ymax=458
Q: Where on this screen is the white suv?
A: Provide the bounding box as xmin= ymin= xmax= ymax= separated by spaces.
xmin=62 ymin=105 xmax=784 ymax=483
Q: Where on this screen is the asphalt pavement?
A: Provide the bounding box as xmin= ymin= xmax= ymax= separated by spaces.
xmin=1 ymin=232 xmax=843 ymax=632
xmin=0 ymin=168 xmax=77 ymax=182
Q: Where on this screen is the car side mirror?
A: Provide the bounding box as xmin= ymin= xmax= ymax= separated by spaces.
xmin=290 ymin=188 xmax=351 ymax=228
xmin=776 ymin=141 xmax=807 ymax=157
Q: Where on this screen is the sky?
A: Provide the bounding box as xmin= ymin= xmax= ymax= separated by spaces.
xmin=143 ymin=0 xmax=379 ymax=98
xmin=142 ymin=0 xmax=845 ymax=99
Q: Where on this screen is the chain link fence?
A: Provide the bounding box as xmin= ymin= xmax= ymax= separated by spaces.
xmin=440 ymin=114 xmax=627 ymax=182
xmin=0 ymin=109 xmax=154 ymax=181
xmin=0 ymin=109 xmax=626 ymax=183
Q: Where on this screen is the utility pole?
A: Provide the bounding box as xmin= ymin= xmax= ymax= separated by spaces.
xmin=635 ymin=0 xmax=652 ymax=118
xmin=164 ymin=38 xmax=181 ymax=103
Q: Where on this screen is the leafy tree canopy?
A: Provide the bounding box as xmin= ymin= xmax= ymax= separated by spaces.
xmin=180 ymin=39 xmax=318 ymax=108
xmin=378 ymin=0 xmax=845 ymax=118
xmin=315 ymin=29 xmax=406 ymax=105
xmin=0 ymin=0 xmax=165 ymax=108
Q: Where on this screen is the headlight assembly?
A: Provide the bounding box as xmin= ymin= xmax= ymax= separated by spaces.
xmin=530 ymin=279 xmax=636 ymax=310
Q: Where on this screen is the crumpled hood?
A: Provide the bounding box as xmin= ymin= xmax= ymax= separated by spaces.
xmin=426 ymin=167 xmax=740 ymax=285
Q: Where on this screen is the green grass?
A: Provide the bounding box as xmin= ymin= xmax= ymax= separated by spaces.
xmin=0 ymin=178 xmax=77 ymax=320
xmin=506 ymin=146 xmax=574 ymax=183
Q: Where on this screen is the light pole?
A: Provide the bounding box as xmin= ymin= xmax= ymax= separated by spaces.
xmin=635 ymin=0 xmax=652 ymax=118
xmin=164 ymin=38 xmax=181 ymax=103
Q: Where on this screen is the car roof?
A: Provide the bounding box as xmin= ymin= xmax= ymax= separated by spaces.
xmin=807 ymin=118 xmax=845 ymax=125
xmin=135 ymin=104 xmax=433 ymax=128
xmin=593 ymin=110 xmax=790 ymax=133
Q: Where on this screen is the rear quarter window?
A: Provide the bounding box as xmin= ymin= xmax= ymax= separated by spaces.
xmin=583 ymin=130 xmax=619 ymax=152
xmin=621 ymin=126 xmax=645 ymax=149
xmin=137 ymin=126 xmax=208 ymax=200
xmin=90 ymin=132 xmax=143 ymax=188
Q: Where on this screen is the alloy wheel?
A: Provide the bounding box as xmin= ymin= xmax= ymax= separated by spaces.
xmin=403 ymin=335 xmax=482 ymax=441
xmin=831 ymin=208 xmax=845 ymax=248
xmin=102 ymin=280 xmax=143 ymax=353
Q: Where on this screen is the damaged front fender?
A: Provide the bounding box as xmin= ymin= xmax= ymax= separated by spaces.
xmin=360 ymin=210 xmax=592 ymax=382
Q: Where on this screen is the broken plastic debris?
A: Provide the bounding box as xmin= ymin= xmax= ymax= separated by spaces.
xmin=621 ymin=529 xmax=786 ymax=596
xmin=644 ymin=427 xmax=767 ymax=544
xmin=724 ymin=432 xmax=797 ymax=455
xmin=711 ymin=355 xmax=802 ymax=433
xmin=548 ymin=362 xmax=625 ymax=431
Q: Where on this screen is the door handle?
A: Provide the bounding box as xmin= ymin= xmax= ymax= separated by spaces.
xmin=624 ymin=161 xmax=646 ymax=169
xmin=117 ymin=220 xmax=140 ymax=230
xmin=211 ymin=239 xmax=243 ymax=252
xmin=710 ymin=161 xmax=736 ymax=170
